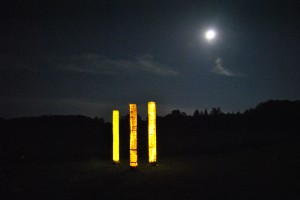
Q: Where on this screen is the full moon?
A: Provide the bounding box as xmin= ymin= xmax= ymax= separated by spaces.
xmin=205 ymin=29 xmax=216 ymax=41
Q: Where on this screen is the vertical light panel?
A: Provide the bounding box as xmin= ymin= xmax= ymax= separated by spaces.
xmin=129 ymin=104 xmax=138 ymax=169
xmin=112 ymin=110 xmax=120 ymax=164
xmin=148 ymin=101 xmax=157 ymax=164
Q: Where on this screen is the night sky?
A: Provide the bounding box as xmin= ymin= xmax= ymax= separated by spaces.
xmin=1 ymin=0 xmax=299 ymax=121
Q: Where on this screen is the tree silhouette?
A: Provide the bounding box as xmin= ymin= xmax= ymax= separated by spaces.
xmin=193 ymin=109 xmax=200 ymax=117
xmin=210 ymin=107 xmax=223 ymax=116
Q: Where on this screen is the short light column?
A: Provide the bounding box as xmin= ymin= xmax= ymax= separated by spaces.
xmin=112 ymin=110 xmax=120 ymax=164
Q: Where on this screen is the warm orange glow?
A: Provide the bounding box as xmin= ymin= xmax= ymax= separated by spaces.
xmin=112 ymin=110 xmax=120 ymax=163
xmin=129 ymin=104 xmax=138 ymax=168
xmin=148 ymin=101 xmax=157 ymax=164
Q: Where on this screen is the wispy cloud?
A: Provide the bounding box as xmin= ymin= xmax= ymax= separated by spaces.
xmin=57 ymin=54 xmax=179 ymax=76
xmin=57 ymin=54 xmax=118 ymax=75
xmin=136 ymin=54 xmax=179 ymax=76
xmin=211 ymin=57 xmax=236 ymax=77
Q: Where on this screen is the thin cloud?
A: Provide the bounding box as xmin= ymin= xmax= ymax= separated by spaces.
xmin=57 ymin=54 xmax=118 ymax=75
xmin=211 ymin=57 xmax=236 ymax=77
xmin=136 ymin=54 xmax=179 ymax=76
xmin=57 ymin=54 xmax=179 ymax=76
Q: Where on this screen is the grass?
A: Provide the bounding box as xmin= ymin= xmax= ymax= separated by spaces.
xmin=2 ymin=140 xmax=300 ymax=200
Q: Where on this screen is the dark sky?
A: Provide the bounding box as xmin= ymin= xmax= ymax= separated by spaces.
xmin=1 ymin=0 xmax=299 ymax=121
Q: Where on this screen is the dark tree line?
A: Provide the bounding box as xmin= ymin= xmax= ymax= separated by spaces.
xmin=161 ymin=100 xmax=300 ymax=132
xmin=1 ymin=100 xmax=299 ymax=162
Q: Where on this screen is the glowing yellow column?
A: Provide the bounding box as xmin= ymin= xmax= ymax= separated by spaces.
xmin=112 ymin=110 xmax=120 ymax=164
xmin=129 ymin=104 xmax=138 ymax=169
xmin=148 ymin=101 xmax=157 ymax=164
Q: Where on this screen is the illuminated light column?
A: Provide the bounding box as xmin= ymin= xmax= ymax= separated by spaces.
xmin=129 ymin=104 xmax=138 ymax=169
xmin=112 ymin=110 xmax=120 ymax=164
xmin=148 ymin=101 xmax=157 ymax=165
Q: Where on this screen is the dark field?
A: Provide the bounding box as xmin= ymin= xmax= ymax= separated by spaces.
xmin=2 ymin=140 xmax=299 ymax=200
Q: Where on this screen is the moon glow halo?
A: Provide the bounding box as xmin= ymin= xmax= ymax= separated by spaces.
xmin=205 ymin=29 xmax=216 ymax=41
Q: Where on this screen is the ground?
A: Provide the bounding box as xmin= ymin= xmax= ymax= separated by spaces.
xmin=2 ymin=140 xmax=299 ymax=200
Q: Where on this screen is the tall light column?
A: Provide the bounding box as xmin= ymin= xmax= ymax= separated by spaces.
xmin=129 ymin=104 xmax=138 ymax=169
xmin=148 ymin=101 xmax=157 ymax=165
xmin=112 ymin=110 xmax=120 ymax=164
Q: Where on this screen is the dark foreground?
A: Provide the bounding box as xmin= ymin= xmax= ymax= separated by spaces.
xmin=2 ymin=140 xmax=299 ymax=200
